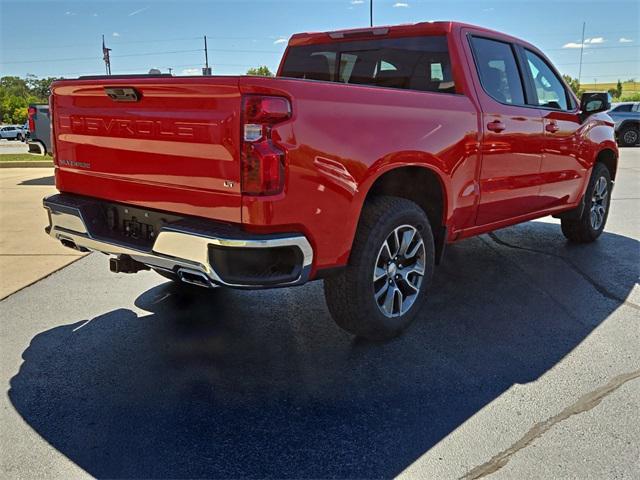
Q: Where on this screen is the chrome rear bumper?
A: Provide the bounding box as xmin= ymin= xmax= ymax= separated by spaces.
xmin=43 ymin=194 xmax=313 ymax=288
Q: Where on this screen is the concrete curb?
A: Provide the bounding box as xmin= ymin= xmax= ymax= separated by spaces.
xmin=0 ymin=162 xmax=53 ymax=168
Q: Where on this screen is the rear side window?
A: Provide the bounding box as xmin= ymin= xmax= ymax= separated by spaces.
xmin=280 ymin=36 xmax=456 ymax=94
xmin=470 ymin=36 xmax=525 ymax=105
xmin=613 ymin=104 xmax=633 ymax=112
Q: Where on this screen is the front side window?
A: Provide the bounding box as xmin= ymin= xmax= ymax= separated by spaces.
xmin=524 ymin=49 xmax=570 ymax=110
xmin=470 ymin=36 xmax=525 ymax=105
xmin=280 ymin=36 xmax=456 ymax=94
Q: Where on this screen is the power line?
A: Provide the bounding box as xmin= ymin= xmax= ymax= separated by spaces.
xmin=1 ymin=47 xmax=280 ymax=65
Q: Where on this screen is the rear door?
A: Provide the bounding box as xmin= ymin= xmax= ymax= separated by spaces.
xmin=465 ymin=33 xmax=545 ymax=225
xmin=52 ymin=77 xmax=243 ymax=222
xmin=519 ymin=47 xmax=585 ymax=208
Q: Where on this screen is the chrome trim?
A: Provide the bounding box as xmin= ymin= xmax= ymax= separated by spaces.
xmin=43 ymin=195 xmax=313 ymax=288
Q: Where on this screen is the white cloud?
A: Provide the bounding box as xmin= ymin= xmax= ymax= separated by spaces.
xmin=393 ymin=2 xmax=409 ymax=7
xmin=181 ymin=68 xmax=200 ymax=76
xmin=92 ymin=13 xmax=99 ymax=17
xmin=482 ymin=7 xmax=494 ymax=12
xmin=273 ymin=38 xmax=287 ymax=45
xmin=619 ymin=37 xmax=633 ymax=43
xmin=64 ymin=11 xmax=76 ymax=16
xmin=562 ymin=37 xmax=606 ymax=49
xmin=351 ymin=0 xmax=364 ymax=4
xmin=128 ymin=7 xmax=149 ymax=17
xmin=112 ymin=32 xmax=120 ymax=37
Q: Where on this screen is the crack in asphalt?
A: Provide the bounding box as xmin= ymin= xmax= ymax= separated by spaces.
xmin=487 ymin=232 xmax=640 ymax=311
xmin=460 ymin=370 xmax=640 ymax=480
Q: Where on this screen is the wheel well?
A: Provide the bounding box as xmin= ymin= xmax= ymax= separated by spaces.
xmin=366 ymin=166 xmax=447 ymax=263
xmin=596 ymin=148 xmax=617 ymax=180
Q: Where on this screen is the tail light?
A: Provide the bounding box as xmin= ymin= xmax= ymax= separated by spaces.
xmin=241 ymin=95 xmax=291 ymax=195
xmin=28 ymin=107 xmax=36 ymax=132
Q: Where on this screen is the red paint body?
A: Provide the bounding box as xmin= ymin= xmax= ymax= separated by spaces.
xmin=50 ymin=22 xmax=617 ymax=278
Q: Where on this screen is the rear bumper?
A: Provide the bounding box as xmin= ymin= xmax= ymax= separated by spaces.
xmin=43 ymin=194 xmax=313 ymax=288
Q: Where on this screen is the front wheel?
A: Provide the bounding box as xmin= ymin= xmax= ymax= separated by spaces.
xmin=324 ymin=196 xmax=435 ymax=340
xmin=561 ymin=163 xmax=612 ymax=243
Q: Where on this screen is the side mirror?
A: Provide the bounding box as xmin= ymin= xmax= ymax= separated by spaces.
xmin=580 ymin=92 xmax=611 ymax=117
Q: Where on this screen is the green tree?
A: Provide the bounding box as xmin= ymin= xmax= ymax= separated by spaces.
xmin=0 ymin=75 xmax=56 ymax=124
xmin=562 ymin=74 xmax=582 ymax=97
xmin=615 ymin=79 xmax=623 ymax=99
xmin=246 ymin=66 xmax=274 ymax=77
xmin=25 ymin=74 xmax=61 ymax=99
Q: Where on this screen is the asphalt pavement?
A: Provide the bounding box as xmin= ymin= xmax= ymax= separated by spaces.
xmin=1 ymin=149 xmax=638 ymax=479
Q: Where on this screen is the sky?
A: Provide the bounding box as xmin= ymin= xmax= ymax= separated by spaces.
xmin=1 ymin=0 xmax=639 ymax=84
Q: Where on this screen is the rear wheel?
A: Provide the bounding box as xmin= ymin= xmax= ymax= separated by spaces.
xmin=618 ymin=124 xmax=639 ymax=147
xmin=561 ymin=162 xmax=612 ymax=243
xmin=324 ymin=196 xmax=435 ymax=340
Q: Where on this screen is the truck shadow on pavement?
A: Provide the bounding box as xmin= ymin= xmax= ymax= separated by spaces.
xmin=8 ymin=221 xmax=639 ymax=479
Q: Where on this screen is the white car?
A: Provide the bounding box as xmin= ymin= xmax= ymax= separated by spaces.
xmin=0 ymin=125 xmax=22 ymax=140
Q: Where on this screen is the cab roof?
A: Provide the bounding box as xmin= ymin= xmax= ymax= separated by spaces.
xmin=288 ymin=21 xmax=531 ymax=49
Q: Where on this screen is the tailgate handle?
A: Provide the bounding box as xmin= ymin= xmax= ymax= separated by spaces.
xmin=104 ymin=87 xmax=140 ymax=102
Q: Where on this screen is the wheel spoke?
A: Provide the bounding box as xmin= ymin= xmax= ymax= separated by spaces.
xmin=395 ymin=288 xmax=404 ymax=314
xmin=383 ymin=285 xmax=396 ymax=314
xmin=405 ymin=239 xmax=424 ymax=260
xmin=404 ymin=275 xmax=420 ymax=293
xmin=373 ymin=266 xmax=387 ymax=282
xmin=398 ymin=229 xmax=415 ymax=256
xmin=375 ymin=281 xmax=390 ymax=300
xmin=392 ymin=229 xmax=401 ymax=257
xmin=381 ymin=240 xmax=392 ymax=261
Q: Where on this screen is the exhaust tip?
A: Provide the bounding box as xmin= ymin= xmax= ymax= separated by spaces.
xmin=177 ymin=269 xmax=214 ymax=288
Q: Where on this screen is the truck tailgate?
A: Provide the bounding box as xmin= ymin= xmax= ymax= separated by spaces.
xmin=51 ymin=77 xmax=242 ymax=223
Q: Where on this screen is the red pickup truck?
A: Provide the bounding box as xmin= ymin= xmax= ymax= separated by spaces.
xmin=44 ymin=21 xmax=617 ymax=340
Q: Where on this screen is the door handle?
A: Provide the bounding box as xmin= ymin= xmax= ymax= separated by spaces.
xmin=545 ymin=121 xmax=559 ymax=133
xmin=486 ymin=120 xmax=506 ymax=133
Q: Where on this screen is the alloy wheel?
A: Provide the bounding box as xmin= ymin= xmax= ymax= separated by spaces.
xmin=590 ymin=176 xmax=609 ymax=230
xmin=373 ymin=224 xmax=426 ymax=318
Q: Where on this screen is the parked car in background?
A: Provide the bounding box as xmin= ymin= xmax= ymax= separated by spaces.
xmin=27 ymin=104 xmax=51 ymax=155
xmin=44 ymin=21 xmax=618 ymax=340
xmin=17 ymin=122 xmax=29 ymax=142
xmin=608 ymin=102 xmax=640 ymax=147
xmin=0 ymin=125 xmax=22 ymax=140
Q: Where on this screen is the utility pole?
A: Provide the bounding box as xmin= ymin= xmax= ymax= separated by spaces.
xmin=577 ymin=21 xmax=585 ymax=85
xmin=370 ymin=0 xmax=373 ymax=27
xmin=102 ymin=34 xmax=112 ymax=75
xmin=202 ymin=35 xmax=212 ymax=76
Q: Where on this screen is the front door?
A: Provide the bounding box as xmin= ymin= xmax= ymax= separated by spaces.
xmin=520 ymin=48 xmax=585 ymax=209
xmin=467 ymin=35 xmax=545 ymax=226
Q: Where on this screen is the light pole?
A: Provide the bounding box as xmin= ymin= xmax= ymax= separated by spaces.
xmin=370 ymin=0 xmax=373 ymax=27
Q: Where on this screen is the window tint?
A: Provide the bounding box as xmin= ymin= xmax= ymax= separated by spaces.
xmin=613 ymin=104 xmax=633 ymax=112
xmin=524 ymin=50 xmax=569 ymax=110
xmin=280 ymin=36 xmax=456 ymax=93
xmin=470 ymin=37 xmax=525 ymax=105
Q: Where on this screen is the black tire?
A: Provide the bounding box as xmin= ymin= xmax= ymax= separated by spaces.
xmin=324 ymin=196 xmax=435 ymax=341
xmin=618 ymin=124 xmax=639 ymax=147
xmin=561 ymin=163 xmax=612 ymax=243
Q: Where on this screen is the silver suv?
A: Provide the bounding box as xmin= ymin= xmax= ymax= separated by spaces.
xmin=608 ymin=102 xmax=640 ymax=147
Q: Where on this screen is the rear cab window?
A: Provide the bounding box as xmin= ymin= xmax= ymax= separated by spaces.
xmin=280 ymin=35 xmax=456 ymax=94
